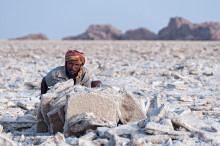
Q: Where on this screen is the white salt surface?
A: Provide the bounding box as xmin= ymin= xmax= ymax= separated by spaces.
xmin=0 ymin=40 xmax=220 ymax=145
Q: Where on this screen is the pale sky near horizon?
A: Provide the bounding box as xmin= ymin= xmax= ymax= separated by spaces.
xmin=1 ymin=0 xmax=220 ymax=39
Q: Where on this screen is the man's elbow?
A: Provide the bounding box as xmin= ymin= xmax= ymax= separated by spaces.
xmin=41 ymin=77 xmax=48 ymax=95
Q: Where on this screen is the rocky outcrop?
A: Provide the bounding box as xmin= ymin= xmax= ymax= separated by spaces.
xmin=62 ymin=17 xmax=220 ymax=40
xmin=158 ymin=17 xmax=220 ymax=40
xmin=63 ymin=24 xmax=122 ymax=40
xmin=12 ymin=33 xmax=49 ymax=40
xmin=122 ymin=28 xmax=157 ymax=40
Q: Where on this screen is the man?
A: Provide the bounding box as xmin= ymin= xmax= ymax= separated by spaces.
xmin=41 ymin=50 xmax=100 ymax=95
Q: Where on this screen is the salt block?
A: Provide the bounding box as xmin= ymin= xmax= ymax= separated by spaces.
xmin=167 ymin=131 xmax=192 ymax=140
xmin=0 ymin=134 xmax=17 ymax=146
xmin=160 ymin=118 xmax=174 ymax=131
xmin=151 ymin=95 xmax=161 ymax=109
xmin=178 ymin=96 xmax=193 ymax=102
xmin=145 ymin=135 xmax=170 ymax=144
xmin=47 ymin=79 xmax=74 ymax=94
xmin=38 ymin=132 xmax=65 ymax=146
xmin=137 ymin=119 xmax=146 ymax=129
xmin=130 ymin=138 xmax=147 ymax=146
xmin=166 ymin=138 xmax=173 ymax=145
xmin=78 ymin=139 xmax=97 ymax=146
xmin=0 ymin=125 xmax=3 ymax=133
xmin=54 ymin=132 xmax=65 ymax=144
xmin=97 ymin=127 xmax=110 ymax=138
xmin=145 ymin=122 xmax=171 ymax=135
xmin=107 ymin=134 xmax=130 ymax=146
xmin=40 ymin=93 xmax=56 ymax=128
xmin=193 ymin=130 xmax=220 ymax=142
xmin=201 ymin=111 xmax=220 ymax=116
xmin=132 ymin=134 xmax=169 ymax=144
xmin=36 ymin=106 xmax=48 ymax=133
xmin=47 ymin=108 xmax=64 ymax=134
xmin=1 ymin=120 xmax=35 ymax=132
xmin=105 ymin=123 xmax=140 ymax=139
xmin=171 ymin=72 xmax=185 ymax=80
xmin=57 ymin=102 xmax=66 ymax=123
xmin=36 ymin=121 xmax=48 ymax=133
xmin=80 ymin=132 xmax=97 ymax=141
xmin=69 ymin=112 xmax=114 ymax=135
xmin=150 ymin=104 xmax=168 ymax=119
xmin=176 ymin=108 xmax=192 ymax=116
xmin=145 ymin=99 xmax=151 ymax=114
xmin=38 ymin=138 xmax=55 ymax=146
xmin=64 ymin=93 xmax=119 ymax=137
xmin=49 ymin=87 xmax=73 ymax=109
xmin=93 ymin=139 xmax=109 ymax=146
xmin=189 ymin=69 xmax=199 ymax=75
xmin=50 ymin=95 xmax=66 ymax=110
xmin=165 ymin=111 xmax=199 ymax=131
xmin=120 ymin=92 xmax=146 ymax=124
xmin=131 ymin=130 xmax=147 ymax=140
xmin=17 ymin=101 xmax=35 ymax=110
xmin=65 ymin=137 xmax=79 ymax=145
xmin=202 ymin=71 xmax=213 ymax=76
xmin=148 ymin=116 xmax=161 ymax=123
xmin=211 ymin=122 xmax=220 ymax=132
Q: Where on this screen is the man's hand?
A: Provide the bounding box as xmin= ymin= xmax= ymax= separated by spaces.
xmin=91 ymin=80 xmax=102 ymax=88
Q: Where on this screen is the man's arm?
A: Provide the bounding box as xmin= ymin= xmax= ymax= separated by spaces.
xmin=41 ymin=77 xmax=48 ymax=95
xmin=82 ymin=77 xmax=91 ymax=88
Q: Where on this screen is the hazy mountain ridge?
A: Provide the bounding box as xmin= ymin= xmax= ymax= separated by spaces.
xmin=12 ymin=17 xmax=220 ymax=40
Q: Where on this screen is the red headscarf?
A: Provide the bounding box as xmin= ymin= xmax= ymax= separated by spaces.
xmin=65 ymin=50 xmax=85 ymax=66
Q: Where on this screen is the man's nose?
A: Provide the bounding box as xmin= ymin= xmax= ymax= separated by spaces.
xmin=73 ymin=65 xmax=78 ymax=70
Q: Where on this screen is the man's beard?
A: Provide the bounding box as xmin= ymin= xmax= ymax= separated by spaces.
xmin=66 ymin=66 xmax=79 ymax=79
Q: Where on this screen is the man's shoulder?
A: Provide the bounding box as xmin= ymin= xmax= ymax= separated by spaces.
xmin=82 ymin=67 xmax=91 ymax=78
xmin=82 ymin=67 xmax=91 ymax=80
xmin=48 ymin=66 xmax=65 ymax=77
xmin=51 ymin=66 xmax=65 ymax=72
xmin=45 ymin=66 xmax=67 ymax=87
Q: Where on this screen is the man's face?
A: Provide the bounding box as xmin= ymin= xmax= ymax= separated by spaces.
xmin=66 ymin=60 xmax=82 ymax=78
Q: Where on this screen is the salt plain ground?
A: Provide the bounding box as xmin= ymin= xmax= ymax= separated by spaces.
xmin=0 ymin=40 xmax=220 ymax=145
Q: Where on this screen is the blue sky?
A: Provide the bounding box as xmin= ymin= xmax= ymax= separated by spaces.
xmin=1 ymin=0 xmax=220 ymax=39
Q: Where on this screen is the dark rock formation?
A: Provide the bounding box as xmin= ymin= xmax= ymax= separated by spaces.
xmin=158 ymin=17 xmax=220 ymax=40
xmin=62 ymin=17 xmax=220 ymax=40
xmin=122 ymin=28 xmax=157 ymax=40
xmin=63 ymin=25 xmax=122 ymax=40
xmin=12 ymin=33 xmax=49 ymax=40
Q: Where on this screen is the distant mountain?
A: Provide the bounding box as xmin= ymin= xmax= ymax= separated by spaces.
xmin=63 ymin=24 xmax=122 ymax=40
xmin=63 ymin=17 xmax=220 ymax=40
xmin=11 ymin=17 xmax=220 ymax=41
xmin=158 ymin=17 xmax=220 ymax=40
xmin=122 ymin=28 xmax=157 ymax=40
xmin=11 ymin=33 xmax=48 ymax=40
